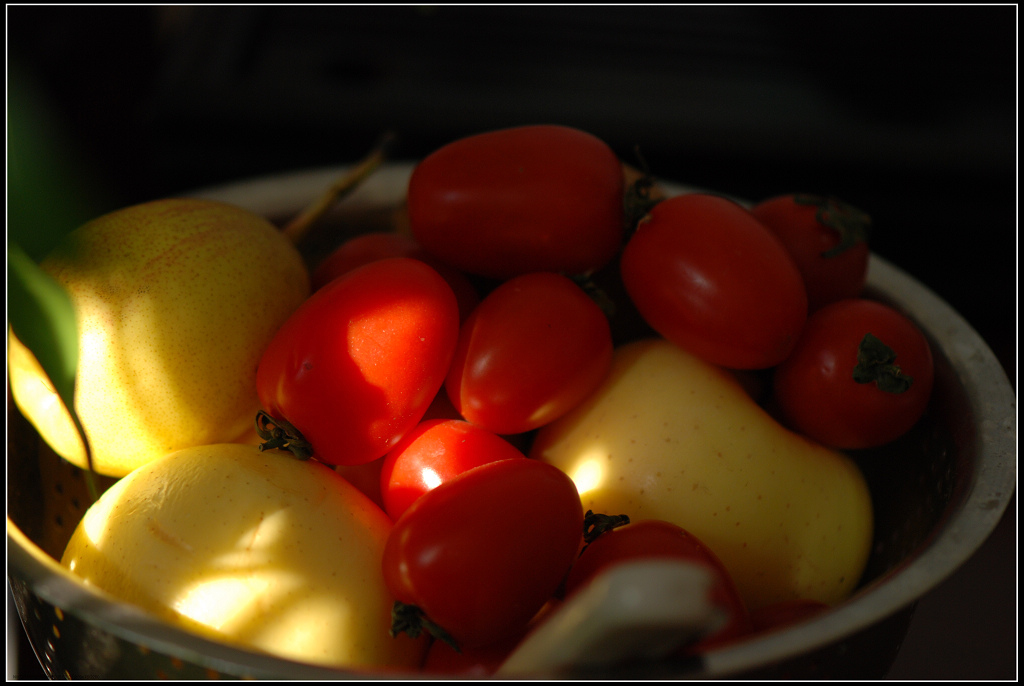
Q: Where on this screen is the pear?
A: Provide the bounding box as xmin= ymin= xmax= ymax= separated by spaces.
xmin=8 ymin=198 xmax=310 ymax=477
xmin=530 ymin=338 xmax=874 ymax=611
xmin=61 ymin=443 xmax=428 ymax=670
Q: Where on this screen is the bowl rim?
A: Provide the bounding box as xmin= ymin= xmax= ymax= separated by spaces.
xmin=7 ymin=162 xmax=1017 ymax=679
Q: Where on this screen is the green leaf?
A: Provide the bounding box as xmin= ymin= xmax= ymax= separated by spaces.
xmin=8 ymin=62 xmax=111 ymax=262
xmin=8 ymin=242 xmax=94 ymax=473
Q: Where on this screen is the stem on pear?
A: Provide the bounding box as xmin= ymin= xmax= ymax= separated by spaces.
xmin=282 ymin=131 xmax=397 ymax=245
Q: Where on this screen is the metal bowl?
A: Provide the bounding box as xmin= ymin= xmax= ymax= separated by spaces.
xmin=7 ymin=163 xmax=1016 ymax=679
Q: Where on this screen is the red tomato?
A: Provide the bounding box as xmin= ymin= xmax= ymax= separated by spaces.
xmin=772 ymin=298 xmax=935 ymax=449
xmin=421 ymin=598 xmax=562 ymax=676
xmin=445 ymin=272 xmax=613 ymax=435
xmin=562 ymin=518 xmax=752 ymax=653
xmin=256 ymin=257 xmax=460 ymax=466
xmin=620 ymin=193 xmax=808 ymax=370
xmin=407 ymin=125 xmax=625 ymax=279
xmin=382 ymin=458 xmax=584 ymax=651
xmin=749 ymin=598 xmax=829 ymax=635
xmin=422 ymin=633 xmax=520 ymax=677
xmin=751 ymin=194 xmax=871 ymax=312
xmin=311 ymin=231 xmax=480 ymax=321
xmin=334 ymin=457 xmax=386 ymax=511
xmin=379 ymin=418 xmax=526 ymax=521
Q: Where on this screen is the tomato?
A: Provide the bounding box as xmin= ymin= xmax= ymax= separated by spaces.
xmin=256 ymin=257 xmax=460 ymax=466
xmin=382 ymin=458 xmax=584 ymax=651
xmin=772 ymin=298 xmax=934 ymax=449
xmin=311 ymin=232 xmax=480 ymax=321
xmin=620 ymin=193 xmax=808 ymax=370
xmin=751 ymin=194 xmax=871 ymax=312
xmin=422 ymin=633 xmax=520 ymax=677
xmin=379 ymin=418 xmax=526 ymax=521
xmin=334 ymin=457 xmax=387 ymax=511
xmin=407 ymin=125 xmax=625 ymax=279
xmin=421 ymin=598 xmax=560 ymax=676
xmin=444 ymin=272 xmax=613 ymax=435
xmin=749 ymin=598 xmax=829 ymax=635
xmin=562 ymin=517 xmax=752 ymax=653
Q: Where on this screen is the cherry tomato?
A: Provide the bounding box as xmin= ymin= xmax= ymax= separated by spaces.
xmin=379 ymin=418 xmax=526 ymax=521
xmin=749 ymin=598 xmax=829 ymax=635
xmin=311 ymin=232 xmax=480 ymax=321
xmin=334 ymin=457 xmax=386 ymax=511
xmin=423 ymin=633 xmax=519 ymax=677
xmin=772 ymin=298 xmax=934 ymax=449
xmin=407 ymin=125 xmax=625 ymax=279
xmin=751 ymin=194 xmax=871 ymax=312
xmin=383 ymin=458 xmax=584 ymax=651
xmin=445 ymin=272 xmax=613 ymax=435
xmin=562 ymin=517 xmax=752 ymax=653
xmin=421 ymin=598 xmax=561 ymax=676
xmin=256 ymin=257 xmax=460 ymax=466
xmin=620 ymin=193 xmax=808 ymax=370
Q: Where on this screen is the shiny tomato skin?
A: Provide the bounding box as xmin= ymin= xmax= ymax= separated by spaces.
xmin=382 ymin=458 xmax=584 ymax=650
xmin=256 ymin=257 xmax=460 ymax=466
xmin=562 ymin=519 xmax=752 ymax=653
xmin=407 ymin=125 xmax=625 ymax=279
xmin=772 ymin=298 xmax=934 ymax=449
xmin=311 ymin=232 xmax=480 ymax=321
xmin=621 ymin=193 xmax=808 ymax=370
xmin=751 ymin=194 xmax=871 ymax=312
xmin=445 ymin=272 xmax=613 ymax=435
xmin=379 ymin=418 xmax=526 ymax=521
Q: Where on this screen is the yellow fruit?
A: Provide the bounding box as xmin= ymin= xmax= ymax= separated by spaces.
xmin=61 ymin=443 xmax=427 ymax=671
xmin=530 ymin=338 xmax=874 ymax=611
xmin=8 ymin=198 xmax=310 ymax=477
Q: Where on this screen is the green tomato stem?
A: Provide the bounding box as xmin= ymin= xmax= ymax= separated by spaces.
xmin=254 ymin=410 xmax=314 ymax=460
xmin=390 ymin=601 xmax=461 ymax=653
xmin=852 ymin=333 xmax=914 ymax=394
xmin=793 ymin=194 xmax=872 ymax=258
xmin=582 ymin=510 xmax=631 ymax=544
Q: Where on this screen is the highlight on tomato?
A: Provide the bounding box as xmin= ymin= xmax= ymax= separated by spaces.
xmin=751 ymin=194 xmax=871 ymax=312
xmin=444 ymin=271 xmax=614 ymax=435
xmin=407 ymin=124 xmax=626 ymax=279
xmin=772 ymin=298 xmax=935 ymax=450
xmin=379 ymin=418 xmax=526 ymax=521
xmin=382 ymin=458 xmax=584 ymax=651
xmin=255 ymin=257 xmax=460 ymax=466
xmin=620 ymin=193 xmax=808 ymax=370
xmin=562 ymin=515 xmax=753 ymax=653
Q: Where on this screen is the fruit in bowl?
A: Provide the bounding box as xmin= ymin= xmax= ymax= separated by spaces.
xmin=5 ymin=125 xmax=1015 ymax=679
xmin=8 ymin=198 xmax=310 ymax=478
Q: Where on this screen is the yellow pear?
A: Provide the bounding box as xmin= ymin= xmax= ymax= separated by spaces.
xmin=8 ymin=198 xmax=310 ymax=477
xmin=530 ymin=338 xmax=874 ymax=611
xmin=61 ymin=443 xmax=427 ymax=671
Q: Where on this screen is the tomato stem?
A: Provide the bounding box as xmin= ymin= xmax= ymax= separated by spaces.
xmin=793 ymin=194 xmax=872 ymax=258
xmin=582 ymin=509 xmax=631 ymax=544
xmin=254 ymin=410 xmax=314 ymax=460
xmin=852 ymin=333 xmax=914 ymax=393
xmin=390 ymin=601 xmax=461 ymax=653
xmin=622 ymin=150 xmax=661 ymax=240
xmin=567 ymin=272 xmax=617 ymax=320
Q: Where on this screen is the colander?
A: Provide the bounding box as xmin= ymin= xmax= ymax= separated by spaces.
xmin=7 ymin=163 xmax=1016 ymax=679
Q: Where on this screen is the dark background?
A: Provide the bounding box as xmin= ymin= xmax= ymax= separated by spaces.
xmin=7 ymin=5 xmax=1016 ymax=680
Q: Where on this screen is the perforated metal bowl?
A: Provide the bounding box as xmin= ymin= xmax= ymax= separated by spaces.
xmin=7 ymin=163 xmax=1016 ymax=679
